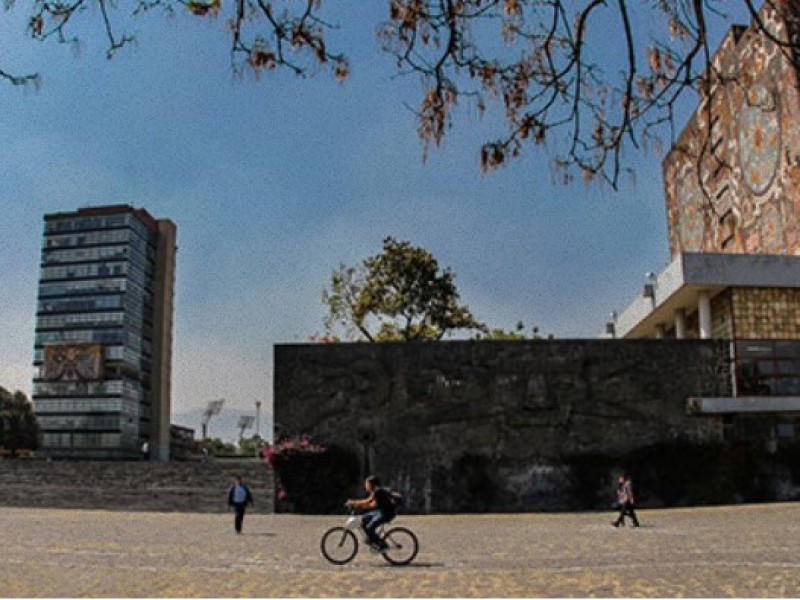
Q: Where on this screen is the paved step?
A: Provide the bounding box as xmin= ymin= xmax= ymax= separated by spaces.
xmin=0 ymin=459 xmax=275 ymax=513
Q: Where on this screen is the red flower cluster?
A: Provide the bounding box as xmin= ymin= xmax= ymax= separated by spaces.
xmin=308 ymin=333 xmax=339 ymax=343
xmin=258 ymin=434 xmax=323 ymax=469
xmin=260 ymin=434 xmax=325 ymax=504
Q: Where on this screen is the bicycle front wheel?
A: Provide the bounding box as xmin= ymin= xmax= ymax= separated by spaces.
xmin=381 ymin=526 xmax=419 ymax=566
xmin=320 ymin=527 xmax=358 ymax=565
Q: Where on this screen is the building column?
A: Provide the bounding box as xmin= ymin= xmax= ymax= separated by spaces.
xmin=151 ymin=220 xmax=177 ymax=462
xmin=698 ymin=292 xmax=712 ymax=339
xmin=654 ymin=324 xmax=666 ymax=339
xmin=674 ymin=309 xmax=687 ymax=339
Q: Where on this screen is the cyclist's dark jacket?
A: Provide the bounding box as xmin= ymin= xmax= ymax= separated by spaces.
xmin=373 ymin=487 xmax=396 ymax=519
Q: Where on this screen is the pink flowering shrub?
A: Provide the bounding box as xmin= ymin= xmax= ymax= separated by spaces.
xmin=269 ymin=434 xmax=359 ymax=514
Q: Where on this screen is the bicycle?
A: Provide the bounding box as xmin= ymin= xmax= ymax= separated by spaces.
xmin=320 ymin=510 xmax=419 ymax=566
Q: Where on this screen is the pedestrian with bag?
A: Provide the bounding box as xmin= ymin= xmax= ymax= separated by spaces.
xmin=612 ymin=472 xmax=640 ymax=528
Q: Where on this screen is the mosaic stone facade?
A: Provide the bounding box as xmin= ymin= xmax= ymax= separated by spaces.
xmin=664 ymin=0 xmax=800 ymax=257
xmin=731 ymin=287 xmax=800 ymax=338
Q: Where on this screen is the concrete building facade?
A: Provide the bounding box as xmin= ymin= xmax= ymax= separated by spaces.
xmin=664 ymin=1 xmax=800 ymax=257
xmin=611 ymin=0 xmax=800 ymax=434
xmin=272 ymin=2 xmax=800 ymax=512
xmin=32 ymin=205 xmax=177 ymax=460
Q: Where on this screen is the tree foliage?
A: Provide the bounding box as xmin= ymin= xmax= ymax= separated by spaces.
xmin=238 ymin=434 xmax=262 ymax=456
xmin=476 ymin=320 xmax=545 ymax=340
xmin=323 ymin=236 xmax=485 ymax=341
xmin=196 ymin=436 xmax=238 ymax=456
xmin=0 ymin=386 xmax=40 ymax=456
xmin=6 ymin=1 xmax=796 ymax=188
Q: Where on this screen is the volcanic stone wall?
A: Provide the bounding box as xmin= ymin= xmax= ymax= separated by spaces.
xmin=274 ymin=339 xmax=731 ymax=512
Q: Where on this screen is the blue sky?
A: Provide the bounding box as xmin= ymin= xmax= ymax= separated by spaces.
xmin=0 ymin=2 xmax=748 ymax=439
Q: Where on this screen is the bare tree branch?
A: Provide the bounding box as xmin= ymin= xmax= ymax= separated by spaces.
xmin=3 ymin=0 xmax=797 ymax=194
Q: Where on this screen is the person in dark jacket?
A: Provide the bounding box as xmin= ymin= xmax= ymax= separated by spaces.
xmin=345 ymin=475 xmax=397 ymax=553
xmin=228 ymin=475 xmax=254 ymax=534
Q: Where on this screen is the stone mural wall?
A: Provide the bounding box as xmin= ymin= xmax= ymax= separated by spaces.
xmin=664 ymin=0 xmax=800 ymax=257
xmin=274 ymin=340 xmax=732 ymax=512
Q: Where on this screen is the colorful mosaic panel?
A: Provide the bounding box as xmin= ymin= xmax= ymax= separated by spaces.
xmin=676 ymin=168 xmax=706 ymax=252
xmin=737 ymin=83 xmax=781 ymax=196
xmin=663 ymin=0 xmax=800 ymax=258
xmin=760 ymin=200 xmax=786 ymax=253
xmin=42 ymin=343 xmax=104 ymax=382
xmin=732 ymin=288 xmax=800 ymax=339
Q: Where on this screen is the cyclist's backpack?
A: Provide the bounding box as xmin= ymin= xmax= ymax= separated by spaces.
xmin=377 ymin=487 xmax=403 ymax=517
xmin=389 ymin=491 xmax=404 ymax=509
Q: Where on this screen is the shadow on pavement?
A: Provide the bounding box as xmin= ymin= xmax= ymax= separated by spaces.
xmin=376 ymin=562 xmax=445 ymax=569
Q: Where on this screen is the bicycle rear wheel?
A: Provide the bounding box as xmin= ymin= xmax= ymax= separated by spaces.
xmin=381 ymin=526 xmax=419 ymax=565
xmin=320 ymin=527 xmax=358 ymax=565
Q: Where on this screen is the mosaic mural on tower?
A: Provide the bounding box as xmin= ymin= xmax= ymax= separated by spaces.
xmin=663 ymin=0 xmax=800 ymax=258
xmin=42 ymin=343 xmax=104 ymax=382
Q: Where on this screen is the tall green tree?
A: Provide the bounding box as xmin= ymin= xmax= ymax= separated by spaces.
xmin=0 ymin=387 xmax=40 ymax=457
xmin=323 ymin=237 xmax=486 ymax=341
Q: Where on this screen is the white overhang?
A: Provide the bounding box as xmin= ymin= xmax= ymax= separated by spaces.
xmin=614 ymin=253 xmax=800 ymax=339
xmin=687 ymin=396 xmax=800 ymax=414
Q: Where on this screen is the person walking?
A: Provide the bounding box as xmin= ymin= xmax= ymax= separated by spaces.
xmin=612 ymin=472 xmax=640 ymax=528
xmin=228 ymin=475 xmax=254 ymax=534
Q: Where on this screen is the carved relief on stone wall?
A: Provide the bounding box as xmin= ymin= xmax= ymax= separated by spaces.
xmin=274 ymin=341 xmax=731 ymax=512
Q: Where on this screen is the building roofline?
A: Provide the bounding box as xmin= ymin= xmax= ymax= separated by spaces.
xmin=44 ymin=204 xmax=160 ymax=232
xmin=614 ymin=252 xmax=800 ymax=338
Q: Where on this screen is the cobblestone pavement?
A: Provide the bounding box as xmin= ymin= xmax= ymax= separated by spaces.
xmin=3 ymin=503 xmax=800 ymax=597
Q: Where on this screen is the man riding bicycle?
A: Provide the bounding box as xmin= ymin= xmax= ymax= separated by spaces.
xmin=345 ymin=475 xmax=397 ymax=554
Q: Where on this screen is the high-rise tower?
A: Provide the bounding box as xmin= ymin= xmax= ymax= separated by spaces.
xmin=32 ymin=205 xmax=176 ymax=460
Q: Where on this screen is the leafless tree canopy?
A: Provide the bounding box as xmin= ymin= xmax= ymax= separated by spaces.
xmin=9 ymin=1 xmax=800 ymax=188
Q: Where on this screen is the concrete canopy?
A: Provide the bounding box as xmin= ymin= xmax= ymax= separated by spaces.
xmin=614 ymin=253 xmax=800 ymax=339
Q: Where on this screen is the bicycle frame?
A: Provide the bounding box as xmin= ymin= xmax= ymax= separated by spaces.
xmin=321 ymin=509 xmax=419 ymax=566
xmin=344 ymin=513 xmax=361 ymax=531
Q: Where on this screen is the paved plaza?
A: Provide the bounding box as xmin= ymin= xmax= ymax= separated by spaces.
xmin=2 ymin=503 xmax=800 ymax=597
